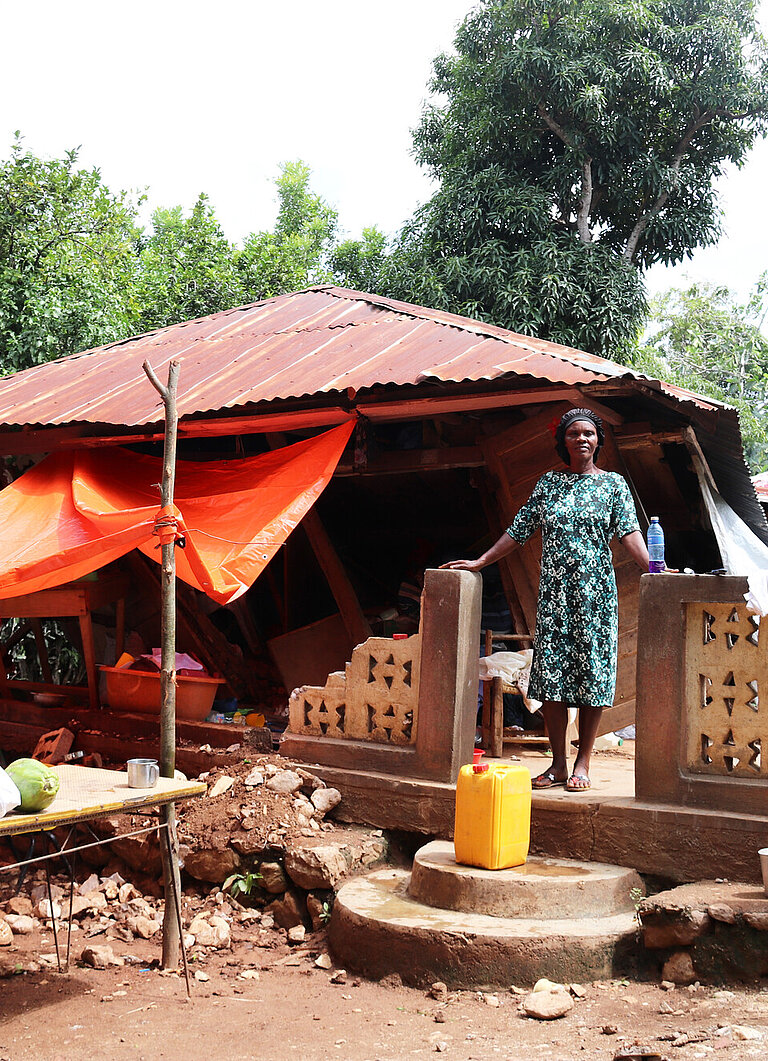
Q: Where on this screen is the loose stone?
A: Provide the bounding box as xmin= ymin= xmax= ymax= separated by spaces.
xmin=662 ymin=950 xmax=697 ymax=986
xmin=523 ymin=989 xmax=574 ymax=1020
xmin=208 ymin=775 xmax=235 ymax=798
xmin=266 ymin=770 xmax=303 ymax=795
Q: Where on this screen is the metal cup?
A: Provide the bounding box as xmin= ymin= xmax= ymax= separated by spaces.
xmin=127 ymin=758 xmax=159 ymax=789
xmin=759 ymin=848 xmax=768 ymax=896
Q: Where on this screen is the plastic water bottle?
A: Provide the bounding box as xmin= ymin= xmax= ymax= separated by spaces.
xmin=647 ymin=517 xmax=665 ymax=573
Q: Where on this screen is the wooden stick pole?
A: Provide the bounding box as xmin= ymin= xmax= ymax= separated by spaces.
xmin=143 ymin=357 xmax=182 ymax=970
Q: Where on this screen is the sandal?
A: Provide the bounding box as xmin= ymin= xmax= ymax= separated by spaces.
xmin=532 ymin=770 xmax=567 ymax=789
xmin=565 ymin=773 xmax=592 ymax=792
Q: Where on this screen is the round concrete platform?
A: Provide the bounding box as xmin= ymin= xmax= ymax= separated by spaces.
xmin=408 ymin=841 xmax=643 ymax=919
xmin=329 ymin=867 xmax=642 ymax=988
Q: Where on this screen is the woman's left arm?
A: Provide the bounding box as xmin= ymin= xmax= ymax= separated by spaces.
xmin=620 ymin=530 xmax=649 ymax=570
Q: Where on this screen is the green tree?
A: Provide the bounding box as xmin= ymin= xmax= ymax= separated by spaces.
xmin=0 ymin=145 xmax=348 ymax=371
xmin=330 ymin=226 xmax=388 ymax=293
xmin=134 ymin=194 xmax=243 ymax=331
xmin=382 ymin=0 xmax=768 ymax=357
xmin=133 ymin=163 xmax=340 ymax=329
xmin=633 ymin=278 xmax=768 ymax=470
xmin=237 ymin=161 xmax=338 ymax=299
xmin=0 ymin=136 xmax=140 ymax=373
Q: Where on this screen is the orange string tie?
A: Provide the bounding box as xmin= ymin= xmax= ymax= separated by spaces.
xmin=152 ymin=506 xmax=186 ymax=549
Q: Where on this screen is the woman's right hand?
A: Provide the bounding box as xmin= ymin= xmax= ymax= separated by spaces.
xmin=439 ymin=559 xmax=484 ymax=572
xmin=438 ymin=532 xmax=518 ymax=573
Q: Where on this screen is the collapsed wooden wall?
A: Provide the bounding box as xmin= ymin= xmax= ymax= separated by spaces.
xmin=128 ymin=399 xmax=723 ymax=733
xmin=0 ymin=390 xmax=726 ymax=745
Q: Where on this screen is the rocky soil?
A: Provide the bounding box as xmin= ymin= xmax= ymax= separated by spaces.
xmin=1 ymin=934 xmax=766 ymax=1061
xmin=1 ymin=752 xmax=767 ymax=1059
xmin=0 ymin=752 xmax=389 ymax=982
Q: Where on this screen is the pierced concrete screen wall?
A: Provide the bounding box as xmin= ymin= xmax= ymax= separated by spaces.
xmin=281 ymin=568 xmax=481 ymax=784
xmin=635 ymin=573 xmax=766 ymax=816
xmin=686 ymin=603 xmax=763 ymax=780
xmin=289 ymin=635 xmax=421 ymax=745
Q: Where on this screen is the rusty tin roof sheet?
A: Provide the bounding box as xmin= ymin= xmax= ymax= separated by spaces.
xmin=0 ymin=286 xmax=718 ymax=429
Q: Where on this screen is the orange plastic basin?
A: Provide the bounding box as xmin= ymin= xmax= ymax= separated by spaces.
xmin=100 ymin=666 xmax=223 ymax=722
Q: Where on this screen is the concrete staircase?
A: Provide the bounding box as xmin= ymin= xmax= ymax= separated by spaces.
xmin=329 ymin=840 xmax=644 ymax=988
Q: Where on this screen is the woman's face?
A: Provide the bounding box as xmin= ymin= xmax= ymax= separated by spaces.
xmin=564 ymin=419 xmax=598 ymax=462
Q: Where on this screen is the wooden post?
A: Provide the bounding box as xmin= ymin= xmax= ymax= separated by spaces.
xmin=143 ymin=358 xmax=182 ymax=971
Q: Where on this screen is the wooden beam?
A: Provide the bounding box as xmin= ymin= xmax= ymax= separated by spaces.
xmin=178 ymin=408 xmax=353 ymax=438
xmin=0 ymin=715 xmax=241 ymax=778
xmin=684 ymin=426 xmax=719 ymax=493
xmin=601 ymin=422 xmax=651 ymax=530
xmin=0 ymin=678 xmax=89 ymax=701
xmin=474 ymin=470 xmax=530 ymax=636
xmin=0 ymin=387 xmax=593 ymax=456
xmin=614 ymin=427 xmax=686 ymax=449
xmin=0 ymin=587 xmax=89 ymax=619
xmin=571 ymin=390 xmax=624 ymax=426
xmin=0 ymin=407 xmax=353 ymax=456
xmin=265 ymin=432 xmax=371 ymax=648
xmin=0 ymin=697 xmax=246 ymax=747
xmin=300 ymin=509 xmax=372 ymax=648
xmin=335 ymin=446 xmax=484 ymax=477
xmin=356 ymin=387 xmax=579 ymax=422
xmin=0 ymin=425 xmax=99 ymax=456
xmin=77 ymin=611 xmax=99 ymax=711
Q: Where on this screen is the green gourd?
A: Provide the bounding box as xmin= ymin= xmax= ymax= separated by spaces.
xmin=5 ymin=758 xmax=60 ymax=811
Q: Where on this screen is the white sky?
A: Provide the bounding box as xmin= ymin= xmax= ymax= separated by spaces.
xmin=2 ymin=0 xmax=766 ymax=302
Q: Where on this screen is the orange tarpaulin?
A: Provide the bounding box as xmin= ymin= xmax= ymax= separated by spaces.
xmin=0 ymin=421 xmax=355 ymax=604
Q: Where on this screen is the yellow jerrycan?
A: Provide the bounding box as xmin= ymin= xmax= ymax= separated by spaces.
xmin=454 ymin=758 xmax=532 ymax=870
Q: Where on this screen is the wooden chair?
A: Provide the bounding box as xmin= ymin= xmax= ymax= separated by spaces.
xmin=480 ymin=629 xmax=538 ymax=758
xmin=481 ymin=630 xmax=584 ymax=760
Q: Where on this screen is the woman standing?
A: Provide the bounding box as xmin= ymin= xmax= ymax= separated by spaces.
xmin=443 ymin=408 xmax=650 ymax=792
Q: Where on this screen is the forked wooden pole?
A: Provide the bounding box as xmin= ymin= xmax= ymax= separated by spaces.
xmin=143 ymin=357 xmax=182 ymax=971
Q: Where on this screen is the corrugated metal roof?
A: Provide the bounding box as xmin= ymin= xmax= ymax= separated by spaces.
xmin=0 ymin=285 xmax=718 ymax=429
xmin=0 ymin=284 xmax=764 ymax=547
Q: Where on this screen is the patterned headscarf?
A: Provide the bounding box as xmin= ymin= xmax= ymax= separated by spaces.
xmin=554 ymin=408 xmax=605 ymax=466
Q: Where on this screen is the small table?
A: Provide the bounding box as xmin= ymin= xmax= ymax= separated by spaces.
xmin=0 ymin=765 xmax=205 ymax=988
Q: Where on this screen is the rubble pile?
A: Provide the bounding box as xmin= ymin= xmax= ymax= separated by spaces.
xmin=0 ymin=752 xmax=388 ymax=978
xmin=0 ymin=862 xmax=336 ymax=978
xmin=177 ymin=754 xmax=342 ymax=878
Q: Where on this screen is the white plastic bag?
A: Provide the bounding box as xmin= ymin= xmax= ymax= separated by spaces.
xmin=478 ymin=649 xmax=532 ymax=685
xmin=0 ymin=766 xmax=21 ymax=818
xmin=478 ymin=649 xmax=541 ymax=713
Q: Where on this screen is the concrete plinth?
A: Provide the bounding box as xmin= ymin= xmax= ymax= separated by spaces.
xmin=635 ymin=574 xmax=765 ymax=816
xmin=330 ymin=865 xmax=642 ymax=989
xmin=299 ymin=764 xmax=456 ymax=834
xmin=530 ymin=795 xmax=768 ymax=885
xmin=304 ymin=758 xmax=768 ymax=885
xmin=409 ymin=841 xmax=642 ymax=920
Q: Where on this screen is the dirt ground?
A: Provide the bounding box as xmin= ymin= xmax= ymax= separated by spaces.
xmin=2 ymin=748 xmax=765 ymax=1058
xmin=1 ymin=930 xmax=766 ymax=1061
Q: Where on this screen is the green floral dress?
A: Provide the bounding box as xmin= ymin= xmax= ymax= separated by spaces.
xmin=507 ymin=471 xmax=640 ymax=707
